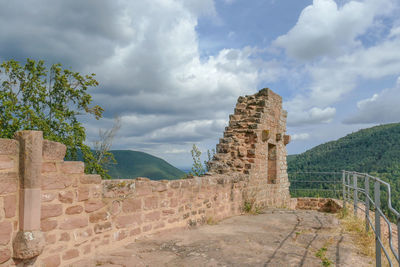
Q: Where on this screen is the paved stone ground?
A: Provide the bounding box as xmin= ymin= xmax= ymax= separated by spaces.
xmin=81 ymin=210 xmax=373 ymax=267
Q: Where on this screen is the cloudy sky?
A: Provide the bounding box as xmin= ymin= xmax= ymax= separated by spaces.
xmin=1 ymin=0 xmax=400 ymax=169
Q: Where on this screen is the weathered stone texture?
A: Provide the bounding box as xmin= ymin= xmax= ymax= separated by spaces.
xmin=0 ymin=247 xmax=11 ymax=264
xmin=0 ymin=88 xmax=292 ymax=266
xmin=208 ymin=88 xmax=290 ymax=208
xmin=13 ymin=230 xmax=45 ymax=260
xmin=0 ymin=221 xmax=12 ymax=245
xmin=42 ymin=140 xmax=66 ymax=161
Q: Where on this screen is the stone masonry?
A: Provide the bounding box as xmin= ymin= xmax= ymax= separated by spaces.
xmin=209 ymin=88 xmax=291 ymax=207
xmin=0 ymin=88 xmax=291 ymax=266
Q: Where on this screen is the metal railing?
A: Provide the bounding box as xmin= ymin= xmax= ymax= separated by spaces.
xmin=343 ymin=171 xmax=400 ymax=267
xmin=289 ymin=171 xmax=400 ymax=267
xmin=289 ymin=171 xmax=342 ymax=199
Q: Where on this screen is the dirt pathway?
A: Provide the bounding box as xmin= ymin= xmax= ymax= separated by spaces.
xmin=78 ymin=210 xmax=373 ymax=267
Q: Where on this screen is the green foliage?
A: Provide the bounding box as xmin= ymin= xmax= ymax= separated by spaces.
xmin=288 ymin=123 xmax=400 ymax=220
xmin=190 ymin=144 xmax=205 ymax=176
xmin=315 ymin=247 xmax=332 ymax=267
xmin=0 ymin=59 xmax=109 ymax=178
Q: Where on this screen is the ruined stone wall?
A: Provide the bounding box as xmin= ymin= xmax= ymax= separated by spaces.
xmin=0 ymin=134 xmax=247 ymax=266
xmin=0 ymin=88 xmax=291 ymax=266
xmin=0 ymin=139 xmax=19 ymax=265
xmin=209 ymin=88 xmax=291 ymax=208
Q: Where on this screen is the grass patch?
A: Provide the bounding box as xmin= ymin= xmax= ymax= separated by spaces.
xmin=315 ymin=246 xmax=333 ymax=267
xmin=338 ymin=206 xmax=375 ymax=258
xmin=243 ymin=200 xmax=262 ymax=214
xmin=206 ymin=217 xmax=218 ymax=225
xmin=338 ymin=205 xmax=397 ymax=266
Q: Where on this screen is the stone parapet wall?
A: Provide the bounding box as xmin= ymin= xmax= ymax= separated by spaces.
xmin=0 ymin=135 xmax=248 ymax=266
xmin=0 ymin=88 xmax=292 ymax=266
xmin=0 ymin=139 xmax=19 ymax=265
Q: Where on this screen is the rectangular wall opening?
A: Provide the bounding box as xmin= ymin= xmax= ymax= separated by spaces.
xmin=268 ymin=143 xmax=277 ymax=184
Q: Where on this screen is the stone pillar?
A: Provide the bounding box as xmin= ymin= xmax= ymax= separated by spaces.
xmin=13 ymin=131 xmax=45 ymax=260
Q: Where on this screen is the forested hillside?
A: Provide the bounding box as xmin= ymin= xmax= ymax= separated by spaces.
xmin=106 ymin=150 xmax=185 ymax=180
xmin=288 ymin=123 xmax=400 ymax=218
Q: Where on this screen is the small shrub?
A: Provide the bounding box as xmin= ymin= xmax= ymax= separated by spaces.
xmin=315 ymin=246 xmax=332 ymax=267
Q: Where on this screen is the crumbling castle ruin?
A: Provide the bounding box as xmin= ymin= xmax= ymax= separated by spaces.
xmin=0 ymin=88 xmax=291 ymax=266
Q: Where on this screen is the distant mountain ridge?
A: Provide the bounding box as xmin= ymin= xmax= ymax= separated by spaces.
xmin=288 ymin=123 xmax=400 ymax=173
xmin=287 ymin=122 xmax=400 ymax=217
xmin=104 ymin=150 xmax=185 ymax=180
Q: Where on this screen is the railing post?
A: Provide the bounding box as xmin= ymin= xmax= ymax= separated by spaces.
xmin=353 ymin=173 xmax=358 ymax=217
xmin=375 ymin=181 xmax=382 ymax=267
xmin=397 ymin=217 xmax=400 ymax=264
xmin=347 ymin=172 xmax=351 ymax=203
xmin=342 ymin=171 xmax=346 ymax=208
xmin=365 ymin=175 xmax=370 ymax=232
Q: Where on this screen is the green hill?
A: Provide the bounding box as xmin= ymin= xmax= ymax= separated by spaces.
xmin=104 ymin=150 xmax=185 ymax=180
xmin=288 ymin=123 xmax=400 ymax=173
xmin=287 ymin=122 xmax=400 ymax=218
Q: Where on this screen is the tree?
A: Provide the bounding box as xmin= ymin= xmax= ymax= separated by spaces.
xmin=190 ymin=144 xmax=205 ymax=176
xmin=93 ymin=116 xmax=121 ymax=171
xmin=0 ymin=58 xmax=109 ymax=178
xmin=182 ymin=144 xmax=215 ymax=178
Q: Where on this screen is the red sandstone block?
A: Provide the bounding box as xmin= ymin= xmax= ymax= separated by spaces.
xmin=90 ymin=184 xmax=102 ymax=198
xmin=42 ymin=140 xmax=66 ymax=161
xmin=154 ymin=221 xmax=165 ymax=230
xmin=0 ymin=221 xmax=12 ymax=245
xmin=80 ymin=174 xmax=101 ymax=184
xmin=59 ymin=232 xmax=70 ymax=241
xmin=170 ymin=181 xmax=180 ymax=189
xmin=63 ymin=249 xmax=79 ymax=260
xmin=114 ymin=230 xmax=128 ymax=241
xmin=77 ymin=187 xmax=90 ymax=201
xmin=130 ymin=227 xmax=141 ymax=236
xmin=144 ymin=196 xmax=158 ymax=210
xmin=41 ymin=219 xmax=58 ymax=232
xmin=142 ymin=224 xmax=152 ymax=232
xmin=145 ymin=211 xmax=161 ymax=222
xmin=122 ymin=198 xmax=142 ymax=213
xmin=84 ymin=199 xmax=105 ymax=213
xmin=42 ymin=254 xmax=60 ymax=267
xmin=94 ymin=222 xmax=112 ymax=234
xmin=115 ymin=214 xmax=142 ymax=229
xmin=45 ymin=233 xmax=57 ymax=244
xmin=0 ymin=139 xmax=18 ymax=155
xmin=89 ymin=211 xmax=108 ymax=223
xmin=59 ymin=191 xmax=74 ymax=203
xmin=0 ymin=173 xmax=17 ymax=195
xmin=61 ymin=161 xmax=84 ymax=174
xmin=0 ymin=248 xmax=11 ymax=264
xmin=3 ymin=194 xmax=16 ymax=218
xmin=42 ymin=192 xmax=57 ymax=202
xmin=59 ymin=217 xmax=88 ymax=230
xmin=160 ymin=199 xmax=169 ymax=208
xmin=152 ymin=183 xmax=167 ymax=192
xmin=0 ymin=155 xmax=14 ymax=170
xmin=135 ymin=184 xmax=152 ymax=196
xmin=83 ymin=244 xmax=91 ymax=255
xmin=170 ymin=198 xmax=178 ymax=208
xmin=41 ymin=162 xmax=57 ymax=173
xmin=41 ymin=204 xmax=63 ymax=219
xmin=162 ymin=209 xmax=175 ymax=216
xmin=41 ymin=173 xmax=72 ymax=190
xmin=65 ymin=205 xmax=83 ymax=215
xmin=168 ymin=218 xmax=179 ymax=224
xmin=111 ymin=201 xmax=121 ymax=215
